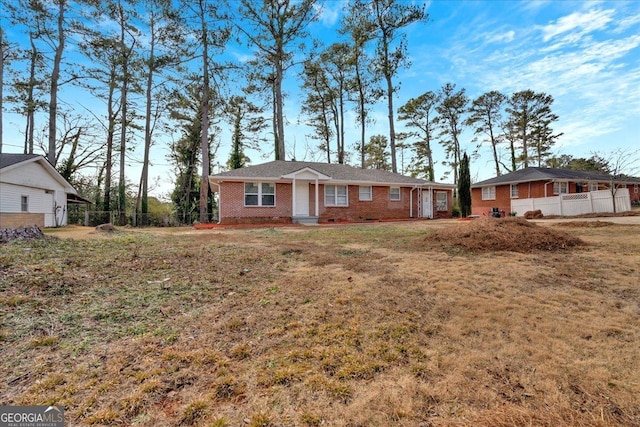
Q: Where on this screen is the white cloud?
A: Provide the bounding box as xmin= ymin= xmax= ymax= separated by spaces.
xmin=540 ymin=8 xmax=614 ymax=42
xmin=484 ymin=30 xmax=515 ymax=44
xmin=613 ymin=12 xmax=640 ymax=33
xmin=315 ymin=1 xmax=345 ymax=27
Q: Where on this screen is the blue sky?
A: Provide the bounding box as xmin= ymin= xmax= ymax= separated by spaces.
xmin=2 ymin=0 xmax=639 ymax=199
xmin=301 ymin=0 xmax=640 ymax=182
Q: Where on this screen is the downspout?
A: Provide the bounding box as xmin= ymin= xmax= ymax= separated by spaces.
xmin=315 ymin=178 xmax=319 ymax=217
xmin=210 ymin=182 xmax=221 ymax=224
xmin=430 ymin=186 xmax=434 ymax=218
xmin=292 ymin=176 xmax=296 ymax=219
xmin=410 ymin=187 xmax=416 ymax=218
xmin=544 ymin=180 xmax=553 ymax=198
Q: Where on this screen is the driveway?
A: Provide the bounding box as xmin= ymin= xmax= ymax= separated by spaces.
xmin=531 ymin=215 xmax=640 ymax=225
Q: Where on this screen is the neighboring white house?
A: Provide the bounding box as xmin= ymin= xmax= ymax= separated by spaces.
xmin=0 ymin=153 xmax=88 ymax=228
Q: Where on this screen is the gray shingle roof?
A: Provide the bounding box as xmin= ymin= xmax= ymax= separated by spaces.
xmin=211 ymin=160 xmax=455 ymax=187
xmin=471 ymin=167 xmax=639 ymax=187
xmin=0 ymin=153 xmax=41 ymax=169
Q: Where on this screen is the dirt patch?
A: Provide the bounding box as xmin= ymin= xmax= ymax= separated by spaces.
xmin=553 ymin=221 xmax=616 ymax=228
xmin=425 ymin=217 xmax=585 ymax=253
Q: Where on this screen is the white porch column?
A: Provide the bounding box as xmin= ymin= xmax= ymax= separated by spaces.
xmin=292 ymin=177 xmax=296 ymax=217
xmin=314 ymin=178 xmax=319 ymax=217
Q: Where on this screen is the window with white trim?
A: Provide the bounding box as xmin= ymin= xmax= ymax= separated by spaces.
xmin=325 ymin=185 xmax=348 ymax=206
xmin=436 ymin=192 xmax=448 ymax=211
xmin=21 ymin=196 xmax=29 ymax=212
xmin=359 ymin=186 xmax=372 ymax=201
xmin=510 ymin=184 xmax=519 ymax=198
xmin=589 ymin=182 xmax=599 ymax=192
xmin=244 ymin=182 xmax=275 ymax=206
xmin=634 ymin=184 xmax=638 ymax=194
xmin=553 ymin=182 xmax=568 ymax=194
xmin=389 ymin=187 xmax=401 ymax=201
xmin=482 ymin=186 xmax=496 ymax=200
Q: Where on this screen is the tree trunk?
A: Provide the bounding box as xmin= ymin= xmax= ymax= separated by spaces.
xmin=48 ymin=0 xmax=65 ymax=166
xmin=199 ymin=0 xmax=210 ymax=223
xmin=355 ymin=57 xmax=366 ymax=169
xmin=139 ymin=15 xmax=156 ymax=226
xmin=338 ymin=90 xmax=345 ymax=164
xmin=385 ymin=71 xmax=397 ymax=173
xmin=521 ymin=108 xmax=529 ymax=168
xmin=104 ymin=66 xmax=116 ymax=224
xmin=275 ymin=60 xmax=285 ymax=160
xmin=0 ymin=26 xmax=4 ymax=153
xmin=272 ymin=80 xmax=279 ymax=160
xmin=25 ymin=32 xmax=37 ymax=155
xmin=118 ymin=2 xmax=129 ymax=226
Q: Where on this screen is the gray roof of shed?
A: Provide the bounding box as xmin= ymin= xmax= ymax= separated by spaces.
xmin=211 ymin=160 xmax=455 ymax=187
xmin=472 ymin=167 xmax=640 ymax=187
xmin=0 ymin=153 xmax=41 ymax=169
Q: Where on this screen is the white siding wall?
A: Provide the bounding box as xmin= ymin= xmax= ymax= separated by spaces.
xmin=1 ymin=162 xmax=70 ymax=226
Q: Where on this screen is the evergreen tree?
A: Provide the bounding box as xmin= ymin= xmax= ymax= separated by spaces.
xmin=359 ymin=0 xmax=428 ymax=173
xmin=168 ymin=85 xmax=203 ymax=224
xmin=436 ymin=82 xmax=469 ymax=185
xmin=466 ymin=90 xmax=506 ymax=177
xmin=225 ymin=95 xmax=267 ymax=169
xmin=505 ymin=90 xmax=560 ymax=169
xmin=398 ymin=91 xmax=440 ymax=181
xmin=364 ymin=134 xmax=391 ymax=170
xmin=236 ymin=0 xmax=319 ymax=161
xmin=458 ymin=152 xmax=471 ymax=218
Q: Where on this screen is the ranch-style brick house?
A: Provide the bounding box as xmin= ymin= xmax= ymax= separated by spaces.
xmin=208 ymin=160 xmax=455 ymax=224
xmin=0 ymin=153 xmax=90 ymax=228
xmin=471 ymin=167 xmax=640 ymax=217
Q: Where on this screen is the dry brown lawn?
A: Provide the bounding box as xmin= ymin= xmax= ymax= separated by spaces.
xmin=1 ymin=219 xmax=639 ymax=426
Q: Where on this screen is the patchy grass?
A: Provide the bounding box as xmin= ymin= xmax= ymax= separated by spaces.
xmin=1 ymin=222 xmax=639 ymax=426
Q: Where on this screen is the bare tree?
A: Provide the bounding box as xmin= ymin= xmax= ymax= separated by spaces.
xmin=592 ymin=148 xmax=640 ymax=213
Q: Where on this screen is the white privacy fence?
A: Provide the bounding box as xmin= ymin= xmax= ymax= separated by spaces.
xmin=511 ymin=188 xmax=631 ymax=217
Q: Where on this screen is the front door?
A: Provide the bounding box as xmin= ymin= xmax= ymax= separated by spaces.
xmin=422 ymin=190 xmax=432 ymax=218
xmin=295 ymin=181 xmax=310 ymax=216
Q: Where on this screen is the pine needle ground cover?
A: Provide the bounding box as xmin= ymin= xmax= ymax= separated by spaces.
xmin=1 ymin=221 xmax=639 ymax=426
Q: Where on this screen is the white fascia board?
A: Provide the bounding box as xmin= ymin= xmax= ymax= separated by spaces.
xmin=281 ymin=167 xmax=331 ymax=180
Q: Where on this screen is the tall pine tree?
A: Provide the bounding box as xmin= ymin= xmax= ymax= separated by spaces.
xmin=458 ymin=152 xmax=471 ymax=218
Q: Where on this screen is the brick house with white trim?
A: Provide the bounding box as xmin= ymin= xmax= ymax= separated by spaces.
xmin=208 ymin=161 xmax=455 ymax=224
xmin=471 ymin=167 xmax=640 ymax=217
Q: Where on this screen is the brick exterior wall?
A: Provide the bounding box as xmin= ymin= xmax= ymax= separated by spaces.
xmin=627 ymin=183 xmax=640 ymax=203
xmin=0 ymin=213 xmax=45 ymax=229
xmin=219 ymin=182 xmax=293 ymax=224
xmin=218 ymin=180 xmax=453 ymax=224
xmin=317 ymin=184 xmax=414 ymax=222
